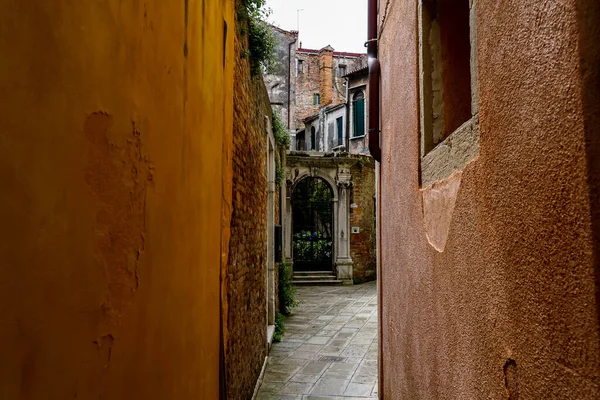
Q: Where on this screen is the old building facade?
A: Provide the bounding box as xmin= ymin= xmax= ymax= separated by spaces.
xmin=263 ymin=26 xmax=298 ymax=132
xmin=294 ymin=47 xmax=366 ymax=131
xmin=375 ymin=0 xmax=600 ymax=398
xmin=266 ymin=26 xmax=376 ymax=284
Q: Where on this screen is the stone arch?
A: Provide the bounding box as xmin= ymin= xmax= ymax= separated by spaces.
xmin=292 ymin=170 xmax=339 ymax=202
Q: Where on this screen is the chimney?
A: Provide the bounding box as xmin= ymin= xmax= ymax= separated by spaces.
xmin=319 ymin=45 xmax=334 ymax=106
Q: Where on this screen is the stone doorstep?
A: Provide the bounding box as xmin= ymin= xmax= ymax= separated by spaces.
xmin=294 ymin=280 xmax=344 ymax=286
xmin=294 ymin=275 xmax=337 ymax=280
xmin=293 ymin=271 xmax=337 ymax=276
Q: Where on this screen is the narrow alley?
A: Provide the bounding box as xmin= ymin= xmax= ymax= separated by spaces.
xmin=0 ymin=0 xmax=599 ymax=399
xmin=257 ymin=282 xmax=378 ymax=399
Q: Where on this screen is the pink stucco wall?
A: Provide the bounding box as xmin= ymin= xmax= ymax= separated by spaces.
xmin=378 ymin=0 xmax=600 ymax=398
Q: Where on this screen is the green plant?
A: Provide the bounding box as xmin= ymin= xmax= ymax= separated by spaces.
xmin=272 ymin=112 xmax=290 ymax=148
xmin=293 ymin=231 xmax=332 ymax=262
xmin=273 ymin=312 xmax=285 ymax=342
xmin=239 ymin=0 xmax=276 ymax=76
xmin=275 ymin=150 xmax=285 ymax=186
xmin=276 ymin=165 xmax=285 ymax=187
xmin=278 ymin=261 xmax=298 ymax=315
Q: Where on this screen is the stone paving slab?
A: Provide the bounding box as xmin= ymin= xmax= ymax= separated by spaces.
xmin=256 ymin=281 xmax=378 ymax=399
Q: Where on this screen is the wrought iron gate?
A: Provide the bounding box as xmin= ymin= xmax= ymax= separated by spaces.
xmin=292 ymin=177 xmax=334 ymax=272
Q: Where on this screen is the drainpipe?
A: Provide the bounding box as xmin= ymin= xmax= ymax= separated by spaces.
xmin=345 ymin=76 xmax=350 ymax=151
xmin=367 ymin=0 xmax=382 ymax=398
xmin=288 ymin=40 xmax=294 ymax=129
xmin=367 ymin=0 xmax=381 ymax=162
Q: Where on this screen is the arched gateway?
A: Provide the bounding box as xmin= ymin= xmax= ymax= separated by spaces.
xmin=284 ymin=154 xmax=355 ymax=283
xmin=292 ymin=177 xmax=334 ymax=272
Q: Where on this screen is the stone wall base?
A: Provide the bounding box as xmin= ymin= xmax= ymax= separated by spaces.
xmin=336 ymin=259 xmax=354 ymax=283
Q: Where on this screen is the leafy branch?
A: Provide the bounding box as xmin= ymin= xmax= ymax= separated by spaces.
xmin=239 ymin=0 xmax=276 ymax=76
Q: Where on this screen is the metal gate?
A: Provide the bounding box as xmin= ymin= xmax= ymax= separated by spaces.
xmin=292 ymin=177 xmax=334 ymax=272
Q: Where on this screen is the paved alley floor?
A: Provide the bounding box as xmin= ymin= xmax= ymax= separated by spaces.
xmin=257 ymin=281 xmax=378 ymax=399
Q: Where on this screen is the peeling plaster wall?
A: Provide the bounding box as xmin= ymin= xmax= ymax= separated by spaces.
xmin=379 ymin=0 xmax=600 ymax=398
xmin=264 ymin=27 xmax=297 ymax=131
xmin=323 ymin=106 xmax=346 ymax=151
xmin=0 ymin=1 xmax=234 ymax=399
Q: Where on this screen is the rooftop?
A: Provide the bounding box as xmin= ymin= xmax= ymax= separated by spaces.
xmin=297 ymin=48 xmax=366 ymax=58
xmin=343 ymin=65 xmax=369 ymax=78
xmin=268 ymin=24 xmax=298 ymax=37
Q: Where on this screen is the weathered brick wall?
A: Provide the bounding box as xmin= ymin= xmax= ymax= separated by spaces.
xmin=319 ymin=48 xmax=334 ymax=106
xmin=295 ymin=51 xmax=366 ymax=130
xmin=225 ymin=11 xmax=271 ymax=399
xmin=350 ymin=155 xmax=377 ymax=282
xmin=296 ymin=52 xmax=321 ymax=127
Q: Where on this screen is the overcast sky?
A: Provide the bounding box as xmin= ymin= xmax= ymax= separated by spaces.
xmin=266 ymin=0 xmax=367 ymax=54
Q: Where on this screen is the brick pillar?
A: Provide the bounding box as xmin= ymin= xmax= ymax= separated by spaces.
xmin=319 ymin=45 xmax=334 ymax=106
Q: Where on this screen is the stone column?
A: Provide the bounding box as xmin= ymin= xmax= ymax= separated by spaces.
xmin=284 ymin=177 xmax=294 ymax=263
xmin=266 ymin=119 xmax=275 ymax=326
xmin=267 ymin=179 xmax=275 ymax=325
xmin=335 ymin=168 xmax=353 ymax=283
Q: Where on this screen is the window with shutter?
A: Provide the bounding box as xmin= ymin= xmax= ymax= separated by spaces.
xmin=352 ymin=92 xmax=365 ymax=137
xmin=336 ymin=117 xmax=343 ymax=147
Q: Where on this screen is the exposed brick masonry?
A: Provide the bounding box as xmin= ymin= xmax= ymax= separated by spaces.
xmin=350 ymin=155 xmax=377 ymax=283
xmin=225 ymin=12 xmax=271 ymax=398
xmin=295 ymin=50 xmax=366 ymax=130
xmin=319 ymin=47 xmax=334 ymax=106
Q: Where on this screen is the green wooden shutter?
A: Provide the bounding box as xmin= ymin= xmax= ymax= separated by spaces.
xmin=353 ymin=99 xmax=365 ymax=137
xmin=337 ymin=117 xmax=343 ymax=146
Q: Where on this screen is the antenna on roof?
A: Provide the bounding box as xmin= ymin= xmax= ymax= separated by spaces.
xmin=297 ymin=9 xmax=304 ymax=43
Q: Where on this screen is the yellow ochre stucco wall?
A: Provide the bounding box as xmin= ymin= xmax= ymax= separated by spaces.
xmin=0 ymin=0 xmax=234 ymax=398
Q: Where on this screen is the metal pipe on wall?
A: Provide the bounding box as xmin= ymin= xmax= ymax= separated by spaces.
xmin=288 ymin=40 xmax=294 ymax=129
xmin=367 ymin=0 xmax=382 ymax=162
xmin=345 ymin=76 xmax=350 ymax=151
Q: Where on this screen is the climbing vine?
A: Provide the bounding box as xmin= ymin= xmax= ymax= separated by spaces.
xmin=273 ymin=111 xmax=289 ymax=187
xmin=273 ymin=111 xmax=290 ymax=148
xmin=273 ymin=312 xmax=286 ymax=342
xmin=275 ymin=152 xmax=285 ymax=186
xmin=278 ymin=261 xmax=298 ymax=315
xmin=239 ymin=0 xmax=276 ymax=76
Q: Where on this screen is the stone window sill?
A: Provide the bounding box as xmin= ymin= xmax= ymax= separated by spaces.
xmin=350 ymin=135 xmax=366 ymax=140
xmin=420 ymin=115 xmax=480 ymax=188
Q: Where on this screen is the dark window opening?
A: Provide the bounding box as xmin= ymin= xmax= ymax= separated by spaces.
xmin=338 ymin=65 xmax=346 ymax=77
xmin=352 ymin=91 xmax=365 ymax=137
xmin=336 ymin=117 xmax=343 ymax=147
xmin=421 ymin=0 xmax=472 ymax=153
xmin=310 ymin=126 xmax=316 ymax=150
xmin=297 ymin=59 xmax=304 ymax=75
xmin=296 ymin=131 xmax=306 ymax=151
xmin=314 ymin=93 xmax=320 ymax=105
